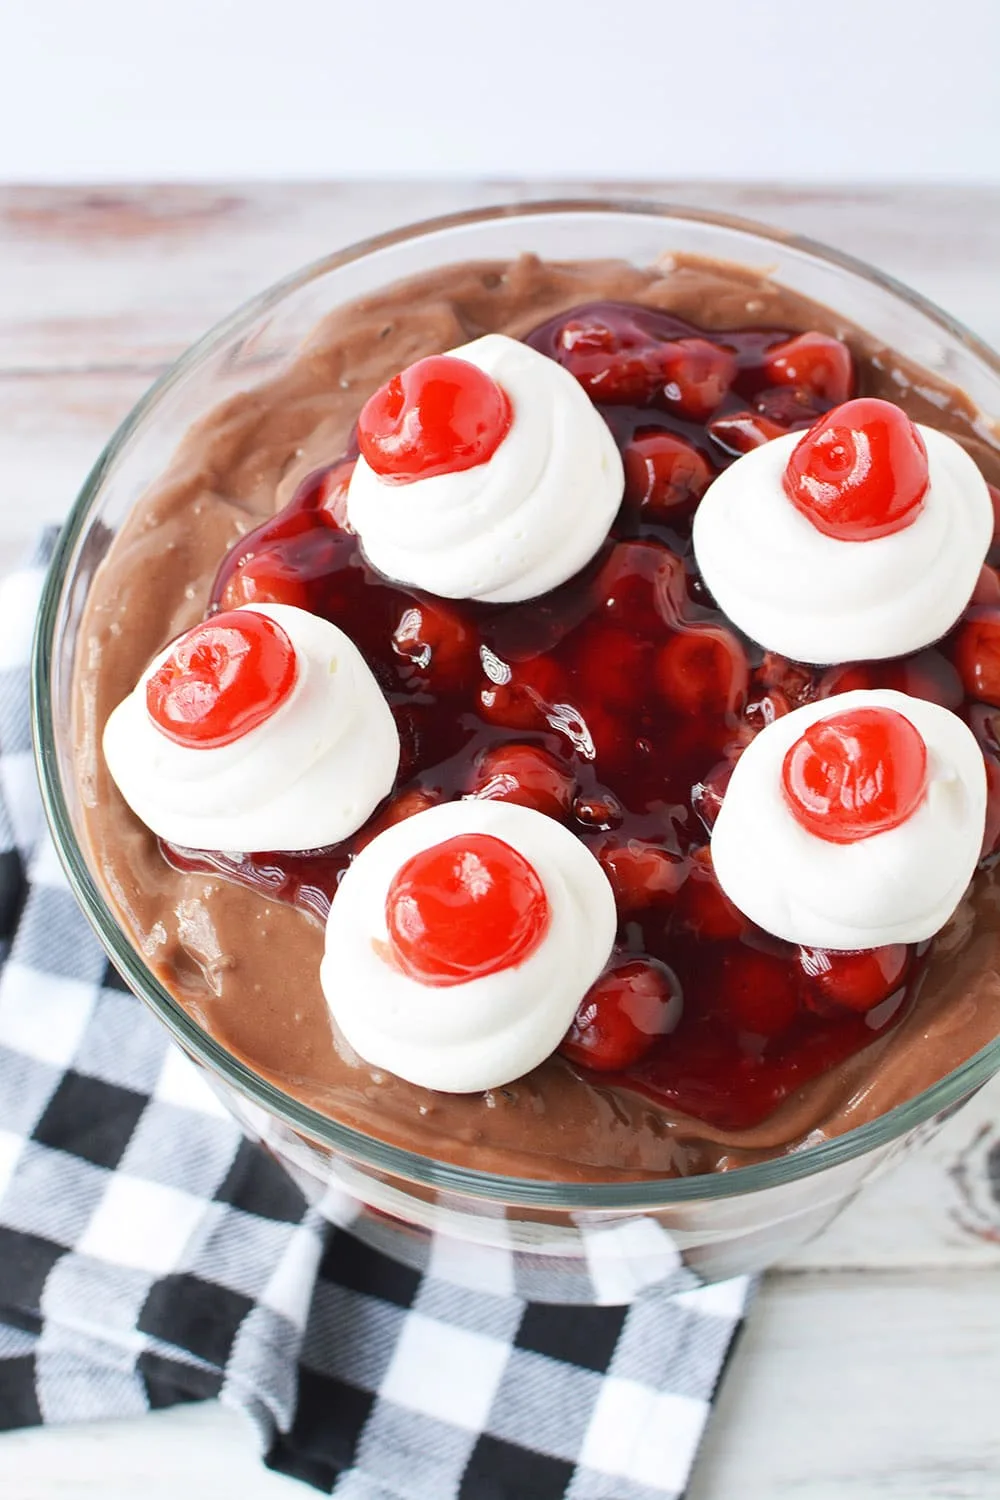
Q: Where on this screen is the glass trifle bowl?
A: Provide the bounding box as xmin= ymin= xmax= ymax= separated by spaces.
xmin=32 ymin=200 xmax=1000 ymax=1303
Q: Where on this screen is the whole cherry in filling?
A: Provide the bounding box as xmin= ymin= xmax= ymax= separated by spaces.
xmin=800 ymin=944 xmax=911 ymax=1014
xmin=562 ymin=956 xmax=683 ymax=1072
xmin=760 ymin=331 xmax=855 ymax=404
xmin=783 ymin=396 xmax=929 ymax=540
xmin=146 ymin=610 xmax=297 ymax=748
xmin=357 ymin=354 xmax=512 ymax=484
xmin=385 ymin=833 xmax=550 ymax=986
xmin=782 ymin=707 xmax=928 ymax=843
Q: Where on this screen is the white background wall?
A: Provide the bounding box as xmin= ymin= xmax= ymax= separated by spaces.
xmin=3 ymin=0 xmax=999 ymax=182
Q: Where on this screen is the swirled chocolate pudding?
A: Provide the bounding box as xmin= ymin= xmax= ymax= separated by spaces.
xmin=75 ymin=253 xmax=1000 ymax=1180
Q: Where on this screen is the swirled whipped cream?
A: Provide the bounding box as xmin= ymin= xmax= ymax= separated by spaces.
xmin=692 ymin=425 xmax=992 ymax=664
xmin=347 ymin=333 xmax=624 ymax=602
xmin=321 ymin=800 xmax=617 ymax=1092
xmin=103 ymin=603 xmax=400 ymax=853
xmin=711 ymin=688 xmax=987 ymax=949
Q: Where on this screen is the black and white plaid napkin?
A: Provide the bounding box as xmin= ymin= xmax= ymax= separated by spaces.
xmin=0 ymin=532 xmax=753 ymax=1498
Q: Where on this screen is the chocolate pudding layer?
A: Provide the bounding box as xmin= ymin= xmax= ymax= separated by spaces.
xmin=74 ymin=253 xmax=1000 ymax=1181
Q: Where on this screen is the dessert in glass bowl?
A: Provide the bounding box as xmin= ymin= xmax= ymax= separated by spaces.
xmin=35 ymin=203 xmax=1000 ymax=1300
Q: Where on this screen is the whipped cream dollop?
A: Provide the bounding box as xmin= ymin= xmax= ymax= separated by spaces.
xmin=347 ymin=333 xmax=624 ymax=603
xmin=321 ymin=800 xmax=617 ymax=1092
xmin=711 ymin=688 xmax=987 ymax=950
xmin=103 ymin=603 xmax=400 ymax=853
xmin=692 ymin=425 xmax=992 ymax=663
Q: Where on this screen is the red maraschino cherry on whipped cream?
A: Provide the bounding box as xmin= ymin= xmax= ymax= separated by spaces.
xmin=347 ymin=334 xmax=624 ymax=603
xmin=693 ymin=397 xmax=993 ymax=664
xmin=320 ymin=801 xmax=617 ymax=1093
xmin=710 ymin=688 xmax=987 ymax=950
xmin=103 ymin=603 xmax=400 ymax=853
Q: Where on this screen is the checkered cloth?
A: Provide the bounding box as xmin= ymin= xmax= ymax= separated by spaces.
xmin=0 ymin=531 xmax=753 ymax=1497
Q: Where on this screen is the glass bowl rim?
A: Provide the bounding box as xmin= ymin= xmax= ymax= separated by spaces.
xmin=31 ymin=194 xmax=1000 ymax=1211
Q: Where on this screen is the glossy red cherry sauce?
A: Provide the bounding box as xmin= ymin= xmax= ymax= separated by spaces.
xmin=163 ymin=301 xmax=999 ymax=1132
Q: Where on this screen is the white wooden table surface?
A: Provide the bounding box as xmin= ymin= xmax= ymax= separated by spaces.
xmin=1 ymin=182 xmax=998 ymax=1499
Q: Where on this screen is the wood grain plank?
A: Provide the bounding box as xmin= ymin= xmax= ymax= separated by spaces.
xmin=690 ymin=1269 xmax=1000 ymax=1500
xmin=0 ymin=1402 xmax=301 ymax=1499
xmin=785 ymin=1073 xmax=1000 ymax=1271
xmin=0 ymin=369 xmax=152 ymax=575
xmin=2 ymin=183 xmax=999 ymax=372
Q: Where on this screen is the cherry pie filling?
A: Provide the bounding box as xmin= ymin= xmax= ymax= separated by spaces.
xmin=163 ymin=301 xmax=1000 ymax=1133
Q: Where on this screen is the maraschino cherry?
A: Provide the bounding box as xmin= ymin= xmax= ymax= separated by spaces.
xmin=357 ymin=355 xmax=512 ymax=485
xmin=146 ymin=610 xmax=297 ymax=749
xmin=783 ymin=396 xmax=929 ymax=540
xmin=782 ymin=707 xmax=928 ymax=843
xmin=385 ymin=833 xmax=550 ymax=987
